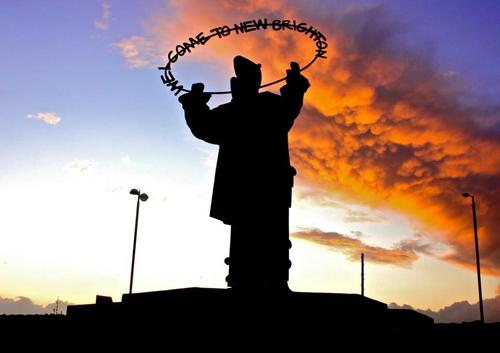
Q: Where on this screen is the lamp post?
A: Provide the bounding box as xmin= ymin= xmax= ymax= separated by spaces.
xmin=129 ymin=188 xmax=149 ymax=294
xmin=361 ymin=253 xmax=365 ymax=297
xmin=462 ymin=192 xmax=484 ymax=324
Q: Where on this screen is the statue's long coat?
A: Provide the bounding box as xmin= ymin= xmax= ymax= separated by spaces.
xmin=182 ymin=85 xmax=304 ymax=225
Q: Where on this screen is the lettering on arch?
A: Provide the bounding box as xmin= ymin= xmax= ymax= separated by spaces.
xmin=158 ymin=18 xmax=328 ymax=95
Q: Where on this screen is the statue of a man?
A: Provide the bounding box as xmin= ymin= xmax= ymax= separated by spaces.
xmin=179 ymin=56 xmax=309 ymax=291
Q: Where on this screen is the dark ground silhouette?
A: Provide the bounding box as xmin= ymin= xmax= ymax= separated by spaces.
xmin=1 ymin=289 xmax=499 ymax=348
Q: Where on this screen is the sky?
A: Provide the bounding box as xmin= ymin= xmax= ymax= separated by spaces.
xmin=1 ymin=0 xmax=500 ymax=322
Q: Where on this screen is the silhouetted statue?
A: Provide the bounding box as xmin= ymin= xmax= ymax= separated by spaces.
xmin=179 ymin=56 xmax=309 ymax=291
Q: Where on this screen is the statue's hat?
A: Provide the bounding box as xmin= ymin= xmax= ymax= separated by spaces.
xmin=234 ymin=55 xmax=261 ymax=79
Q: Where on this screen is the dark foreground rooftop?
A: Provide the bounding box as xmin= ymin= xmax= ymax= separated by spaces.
xmin=1 ymin=288 xmax=498 ymax=347
xmin=68 ymin=287 xmax=433 ymax=328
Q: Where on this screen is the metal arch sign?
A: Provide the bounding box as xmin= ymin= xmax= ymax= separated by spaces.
xmin=158 ymin=18 xmax=328 ymax=95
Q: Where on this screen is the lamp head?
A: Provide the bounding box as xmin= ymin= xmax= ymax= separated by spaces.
xmin=130 ymin=189 xmax=140 ymax=196
xmin=462 ymin=192 xmax=471 ymax=198
xmin=139 ymin=193 xmax=149 ymax=202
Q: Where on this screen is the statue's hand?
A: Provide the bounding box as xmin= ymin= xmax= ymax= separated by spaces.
xmin=285 ymin=62 xmax=310 ymax=93
xmin=178 ymin=83 xmax=212 ymax=107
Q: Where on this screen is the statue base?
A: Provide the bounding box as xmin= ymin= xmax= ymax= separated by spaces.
xmin=67 ymin=287 xmax=433 ymax=336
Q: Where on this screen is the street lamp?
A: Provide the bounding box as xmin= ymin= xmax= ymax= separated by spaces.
xmin=462 ymin=192 xmax=484 ymax=324
xmin=129 ymin=188 xmax=149 ymax=294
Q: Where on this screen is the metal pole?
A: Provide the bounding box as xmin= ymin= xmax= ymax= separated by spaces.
xmin=129 ymin=194 xmax=140 ymax=294
xmin=471 ymin=196 xmax=484 ymax=323
xmin=361 ymin=253 xmax=364 ymax=297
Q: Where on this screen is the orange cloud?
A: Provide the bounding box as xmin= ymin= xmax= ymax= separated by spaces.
xmin=283 ymin=5 xmax=500 ymax=275
xmin=292 ymin=228 xmax=433 ymax=267
xmin=117 ymin=1 xmax=500 ymax=275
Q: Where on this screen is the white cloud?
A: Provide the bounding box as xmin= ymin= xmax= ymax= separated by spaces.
xmin=0 ymin=296 xmax=71 ymax=315
xmin=200 ymin=148 xmax=218 ymax=168
xmin=65 ymin=160 xmax=92 ymax=173
xmin=27 ymin=112 xmax=61 ymax=125
xmin=94 ymin=0 xmax=111 ymax=30
xmin=121 ymin=155 xmax=134 ymax=166
xmin=110 ymin=186 xmax=123 ymax=193
xmin=342 ymin=209 xmax=386 ymax=223
xmin=112 ymin=36 xmax=158 ymax=68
